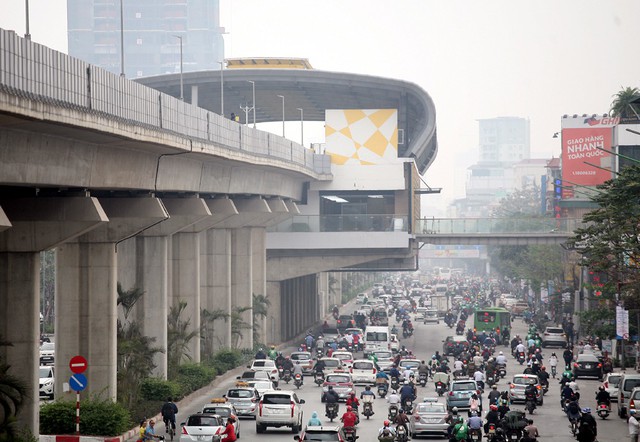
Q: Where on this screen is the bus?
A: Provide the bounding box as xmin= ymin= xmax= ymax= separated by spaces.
xmin=474 ymin=307 xmax=511 ymax=334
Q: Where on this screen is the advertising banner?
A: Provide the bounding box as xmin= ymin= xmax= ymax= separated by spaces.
xmin=616 ymin=305 xmax=629 ymax=340
xmin=561 ymin=116 xmax=618 ymax=198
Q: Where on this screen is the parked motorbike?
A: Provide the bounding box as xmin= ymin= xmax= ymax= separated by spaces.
xmin=597 ymin=401 xmax=610 ymax=419
xmin=293 ymin=373 xmax=303 ymax=389
xmin=325 ymin=403 xmax=339 ymax=422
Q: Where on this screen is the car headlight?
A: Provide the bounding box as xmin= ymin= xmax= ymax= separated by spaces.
xmin=43 ymin=379 xmax=53 ymax=386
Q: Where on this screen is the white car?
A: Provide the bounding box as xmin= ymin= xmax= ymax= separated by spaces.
xmin=350 ymin=359 xmax=377 ymax=385
xmin=332 ymin=351 xmax=354 ymax=368
xmin=201 ymin=402 xmax=240 ymax=437
xmin=256 ymin=390 xmax=305 ymax=433
xmin=179 ymin=414 xmax=226 ymax=442
xmin=39 ymin=342 xmax=55 ymax=366
xmin=249 ymin=359 xmax=279 ymax=381
xmin=423 ymin=308 xmax=440 ymax=324
xmin=318 ymin=357 xmax=343 ymax=374
xmin=246 ymin=380 xmax=276 ymax=397
xmin=39 ymin=366 xmax=54 ymax=400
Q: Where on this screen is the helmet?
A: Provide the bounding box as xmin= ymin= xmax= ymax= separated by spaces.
xmin=492 ymin=385 xmax=498 ymax=389
xmin=631 ymin=410 xmax=637 ymax=415
xmin=541 ymin=366 xmax=546 ymax=371
xmin=399 ymin=409 xmax=405 ymax=414
xmin=384 ymin=420 xmax=390 ymax=426
xmin=490 ymin=405 xmax=498 ymax=411
xmin=347 ymin=406 xmax=352 ymax=412
xmin=470 ymin=411 xmax=478 ymax=416
xmin=270 ymin=345 xmax=275 ymax=349
xmin=404 ymin=380 xmax=409 ymax=384
xmin=499 ymin=351 xmax=503 ymax=355
xmin=599 ymin=386 xmax=605 ymax=391
xmin=328 ymin=386 xmax=333 ymax=390
xmin=582 ymin=407 xmax=591 ymax=413
xmin=452 ymin=407 xmax=459 ymax=413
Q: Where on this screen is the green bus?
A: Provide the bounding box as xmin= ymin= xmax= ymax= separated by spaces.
xmin=474 ymin=307 xmax=511 ymax=334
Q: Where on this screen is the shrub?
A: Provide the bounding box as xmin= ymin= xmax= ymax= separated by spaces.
xmin=40 ymin=398 xmax=130 ymax=437
xmin=212 ymin=349 xmax=243 ymax=372
xmin=176 ymin=363 xmax=216 ymax=395
xmin=140 ymin=378 xmax=182 ymax=401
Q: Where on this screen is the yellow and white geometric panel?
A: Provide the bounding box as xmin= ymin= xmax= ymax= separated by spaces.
xmin=325 ymin=109 xmax=398 ymax=165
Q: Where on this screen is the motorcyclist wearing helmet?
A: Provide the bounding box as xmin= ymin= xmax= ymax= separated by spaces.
xmin=484 ymin=404 xmax=501 ymax=433
xmin=254 ymin=347 xmax=267 ymax=359
xmin=578 ymin=408 xmax=597 ymax=442
xmin=468 ymin=410 xmax=483 ymax=437
xmin=495 ymin=351 xmax=507 ymax=366
xmin=393 ymin=408 xmax=410 ymax=437
xmin=378 ymin=420 xmax=396 ymax=441
xmin=322 ymin=385 xmax=340 ymax=404
xmin=487 ymin=385 xmax=501 ymax=404
xmin=595 ymin=386 xmax=611 ymax=407
xmin=267 ymin=345 xmax=277 ymax=360
xmin=341 ymin=405 xmax=358 ymax=439
xmin=537 ymin=366 xmax=550 ymax=388
xmin=346 ymin=392 xmax=360 ymax=412
xmin=400 ymin=380 xmax=416 ymax=404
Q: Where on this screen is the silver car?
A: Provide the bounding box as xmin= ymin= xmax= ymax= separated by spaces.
xmin=604 ymin=373 xmax=621 ymax=402
xmin=224 ymin=386 xmax=259 ymax=418
xmin=411 ymin=399 xmax=449 ymax=437
xmin=541 ymin=326 xmax=567 ymax=348
xmin=509 ymin=374 xmax=542 ymax=405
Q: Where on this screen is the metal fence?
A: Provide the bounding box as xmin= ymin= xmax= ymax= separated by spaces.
xmin=0 ymin=29 xmax=331 ymax=175
xmin=268 ymin=215 xmax=409 ymax=233
xmin=415 ymin=217 xmax=584 ymax=235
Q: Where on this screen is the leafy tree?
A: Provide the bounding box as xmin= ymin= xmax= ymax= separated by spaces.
xmin=230 ymin=306 xmax=252 ymax=349
xmin=200 ymin=308 xmax=229 ymax=360
xmin=116 ymin=284 xmax=162 ymax=408
xmin=567 ymin=164 xmax=640 ymax=305
xmin=252 ymin=294 xmax=270 ymax=344
xmin=610 ymin=86 xmax=640 ymax=119
xmin=0 ymin=338 xmax=27 ymax=442
xmin=167 ymin=300 xmax=199 ymax=379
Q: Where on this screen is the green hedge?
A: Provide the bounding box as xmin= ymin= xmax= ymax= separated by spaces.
xmin=140 ymin=378 xmax=182 ymax=401
xmin=176 ymin=363 xmax=216 ymax=395
xmin=211 ymin=349 xmax=243 ymax=373
xmin=40 ymin=398 xmax=130 ymax=437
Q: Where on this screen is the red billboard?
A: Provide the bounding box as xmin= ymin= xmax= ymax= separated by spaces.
xmin=561 ymin=116 xmax=618 ymax=198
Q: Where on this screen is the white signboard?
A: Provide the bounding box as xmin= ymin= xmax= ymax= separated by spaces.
xmin=616 ymin=306 xmax=629 ymax=340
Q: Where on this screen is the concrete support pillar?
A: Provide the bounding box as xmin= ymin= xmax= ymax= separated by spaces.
xmin=171 ymin=232 xmax=201 ymax=362
xmin=191 ymin=85 xmax=198 ymax=107
xmin=201 ymin=228 xmax=232 ymax=353
xmin=251 ymin=228 xmax=267 ymax=345
xmin=318 ymin=272 xmax=329 ymax=317
xmin=0 ymin=252 xmax=40 ymax=433
xmin=56 ymin=241 xmax=117 ymax=400
xmin=231 ymin=228 xmax=253 ymax=349
xmin=136 ymin=235 xmax=169 ymax=377
xmin=266 ymin=281 xmax=281 ymax=344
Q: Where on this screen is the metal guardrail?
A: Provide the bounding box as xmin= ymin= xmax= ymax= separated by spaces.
xmin=268 ymin=215 xmax=409 ymax=233
xmin=0 ymin=29 xmax=331 ymax=175
xmin=415 ymin=217 xmax=583 ymax=235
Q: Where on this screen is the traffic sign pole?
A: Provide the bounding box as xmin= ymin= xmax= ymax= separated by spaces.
xmin=76 ymin=391 xmax=80 ymax=435
xmin=69 ymin=356 xmax=88 ymax=435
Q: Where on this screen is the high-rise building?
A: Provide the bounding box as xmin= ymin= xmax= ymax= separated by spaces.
xmin=67 ymin=0 xmax=225 ymax=79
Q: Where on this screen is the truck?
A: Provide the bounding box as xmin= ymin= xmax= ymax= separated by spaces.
xmin=431 ymin=295 xmax=449 ymax=316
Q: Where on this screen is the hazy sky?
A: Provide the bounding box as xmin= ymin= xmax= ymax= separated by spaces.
xmin=2 ymin=0 xmax=639 ymax=211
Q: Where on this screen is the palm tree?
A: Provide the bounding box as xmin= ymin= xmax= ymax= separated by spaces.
xmin=167 ymin=300 xmax=199 ymax=379
xmin=230 ymin=306 xmax=252 ymax=349
xmin=252 ymin=294 xmax=270 ymax=344
xmin=0 ymin=338 xmax=28 ymax=442
xmin=117 ymin=283 xmax=145 ymax=320
xmin=200 ymin=308 xmax=229 ymax=360
xmin=610 ymin=86 xmax=640 ymax=119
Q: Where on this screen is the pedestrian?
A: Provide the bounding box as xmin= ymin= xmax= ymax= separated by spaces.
xmin=629 ymin=409 xmax=639 ymax=442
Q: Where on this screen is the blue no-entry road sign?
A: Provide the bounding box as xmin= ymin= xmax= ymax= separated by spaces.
xmin=69 ymin=373 xmax=87 ymax=392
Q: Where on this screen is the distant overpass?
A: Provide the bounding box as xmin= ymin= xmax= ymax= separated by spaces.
xmin=415 ymin=217 xmax=582 ymax=245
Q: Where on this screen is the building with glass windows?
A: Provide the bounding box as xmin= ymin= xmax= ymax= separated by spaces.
xmin=67 ymin=0 xmax=225 ymax=78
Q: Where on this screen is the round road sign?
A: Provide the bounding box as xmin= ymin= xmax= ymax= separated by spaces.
xmin=69 ymin=355 xmax=88 ymax=374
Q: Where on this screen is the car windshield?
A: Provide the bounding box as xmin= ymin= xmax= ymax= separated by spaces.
xmin=366 ymin=332 xmax=388 ymax=340
xmin=452 ymin=382 xmax=476 ymax=391
xmin=546 ymin=328 xmax=564 ymax=334
xmin=577 ymin=355 xmax=599 ymax=362
xmin=324 ymin=328 xmax=340 ymax=335
xmin=375 ymin=351 xmax=392 ymax=359
xmin=41 ymin=343 xmax=54 ymax=351
xmin=186 ymin=416 xmax=221 ymax=427
xmin=227 ymin=389 xmax=254 ymax=398
xmin=253 ymin=360 xmax=274 ymax=367
xmin=203 ymin=407 xmax=230 ymax=417
xmin=334 ymin=353 xmax=352 ymax=360
xmin=323 ymin=359 xmax=340 ymax=367
xmin=401 ymin=361 xmax=420 ymax=368
xmin=249 ymin=381 xmax=271 ymax=390
xmin=608 ymin=375 xmax=622 ymax=386
xmin=353 ymin=361 xmax=373 ymax=370
xmin=624 ymin=379 xmax=640 ymax=392
xmin=513 ymin=377 xmax=538 ymax=386
xmin=39 ymin=367 xmax=52 ymax=377
xmin=326 ymin=375 xmax=350 ymax=384
xmin=262 ymin=394 xmax=294 ymax=405
xmin=302 ymin=430 xmax=340 ymax=441
xmin=292 ymin=354 xmax=311 ymax=361
xmin=417 ymin=403 xmax=446 ymax=413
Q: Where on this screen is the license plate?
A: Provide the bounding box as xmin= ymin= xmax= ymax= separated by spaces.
xmin=269 ymin=408 xmax=286 ymax=414
xmin=197 ymin=436 xmax=208 ymax=441
xmin=585 ymin=365 xmax=592 ymax=369
xmin=511 ymin=435 xmax=518 ymax=440
xmin=427 ymin=418 xmax=440 ymax=423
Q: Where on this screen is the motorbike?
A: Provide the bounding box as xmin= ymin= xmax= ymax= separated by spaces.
xmin=343 ymin=427 xmax=357 ymax=442
xmin=497 ymin=365 xmax=507 ymax=379
xmin=540 ymin=379 xmax=549 ymax=395
xmin=597 ymin=401 xmax=610 ymax=419
xmin=525 ymin=396 xmax=536 ymax=414
xmin=550 ymin=365 xmax=557 ymax=379
xmin=396 ymin=425 xmax=408 ymax=442
xmin=293 ymin=373 xmax=303 ymax=389
xmin=517 ymin=352 xmax=526 ymax=365
xmin=435 ymin=381 xmax=446 ymax=396
xmin=282 ymin=369 xmax=291 ymax=384
xmin=419 ymin=372 xmax=428 ymax=387
xmin=456 ymin=326 xmax=464 ymax=336
xmin=314 ymin=371 xmax=325 ymax=386
xmin=403 ymin=327 xmax=413 ymax=338
xmin=391 ymin=377 xmax=400 ymax=391
xmin=325 ymin=403 xmax=339 ymax=422
xmin=505 ymin=429 xmax=521 ymax=442
xmin=388 ymin=404 xmax=399 ymax=420
xmin=362 ymin=398 xmax=374 ymax=419
xmin=469 ymin=428 xmax=481 ymax=442
xmin=486 ymin=422 xmax=497 ymax=439
xmin=486 ymin=375 xmax=495 ymax=387
xmin=377 ymin=382 xmax=388 ymax=398
xmin=277 ymin=366 xmax=284 ymax=379
xmin=403 ymin=398 xmax=413 ymax=414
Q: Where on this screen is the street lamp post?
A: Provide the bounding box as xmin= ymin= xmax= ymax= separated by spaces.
xmin=247 ymin=80 xmax=256 ymax=128
xmin=173 ymin=35 xmax=184 ymax=101
xmin=216 ymin=61 xmax=224 ymax=116
xmin=119 ymin=0 xmax=125 ymax=77
xmin=297 ymin=108 xmax=304 ymax=146
xmin=24 ymin=0 xmax=31 ymax=40
xmin=277 ymin=95 xmax=285 ymax=137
